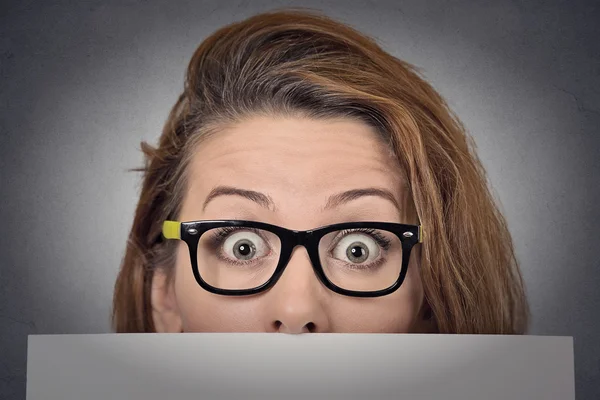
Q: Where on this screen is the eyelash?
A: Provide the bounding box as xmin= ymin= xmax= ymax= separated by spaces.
xmin=210 ymin=227 xmax=391 ymax=247
xmin=206 ymin=226 xmax=392 ymax=269
xmin=207 ymin=227 xmax=268 ymax=266
xmin=212 ymin=226 xmax=259 ymax=240
xmin=335 ymin=228 xmax=392 ymax=250
xmin=326 ymin=228 xmax=391 ymax=270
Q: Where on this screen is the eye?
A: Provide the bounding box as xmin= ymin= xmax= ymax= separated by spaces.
xmin=221 ymin=230 xmax=270 ymax=261
xmin=331 ymin=232 xmax=381 ymax=264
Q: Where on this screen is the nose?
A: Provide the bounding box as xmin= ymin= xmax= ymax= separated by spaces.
xmin=264 ymin=246 xmax=329 ymax=333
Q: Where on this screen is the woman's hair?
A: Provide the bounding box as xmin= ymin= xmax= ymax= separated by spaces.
xmin=112 ymin=8 xmax=529 ymax=334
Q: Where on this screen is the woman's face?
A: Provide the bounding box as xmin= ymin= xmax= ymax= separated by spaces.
xmin=151 ymin=115 xmax=426 ymax=333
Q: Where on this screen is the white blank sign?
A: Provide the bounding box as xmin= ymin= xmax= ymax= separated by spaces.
xmin=27 ymin=334 xmax=575 ymax=400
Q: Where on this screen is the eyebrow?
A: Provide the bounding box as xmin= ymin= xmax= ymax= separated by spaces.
xmin=323 ymin=188 xmax=400 ymax=211
xmin=203 ymin=185 xmax=400 ymax=212
xmin=203 ymin=186 xmax=276 ymax=211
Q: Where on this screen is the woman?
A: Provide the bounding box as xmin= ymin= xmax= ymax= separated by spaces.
xmin=112 ymin=8 xmax=529 ymax=334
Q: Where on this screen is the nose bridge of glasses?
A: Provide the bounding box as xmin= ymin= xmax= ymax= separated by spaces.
xmin=292 ymin=229 xmax=311 ymax=245
xmin=291 ymin=229 xmax=323 ymax=255
xmin=277 ymin=229 xmax=320 ymax=269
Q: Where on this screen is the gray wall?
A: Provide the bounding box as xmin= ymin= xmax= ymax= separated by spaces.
xmin=1 ymin=0 xmax=598 ymax=399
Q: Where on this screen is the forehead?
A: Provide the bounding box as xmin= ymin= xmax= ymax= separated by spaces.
xmin=182 ymin=115 xmax=408 ymax=221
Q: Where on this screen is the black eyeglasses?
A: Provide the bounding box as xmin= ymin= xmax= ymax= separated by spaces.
xmin=162 ymin=220 xmax=424 ymax=298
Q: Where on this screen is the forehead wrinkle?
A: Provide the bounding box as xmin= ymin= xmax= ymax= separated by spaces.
xmin=190 ymin=156 xmax=405 ymax=215
xmin=195 ymin=116 xmax=399 ymax=169
xmin=185 ymin=116 xmax=409 ymax=217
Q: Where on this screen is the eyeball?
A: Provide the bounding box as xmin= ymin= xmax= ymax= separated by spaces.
xmin=222 ymin=231 xmax=268 ymax=261
xmin=332 ymin=233 xmax=380 ymax=264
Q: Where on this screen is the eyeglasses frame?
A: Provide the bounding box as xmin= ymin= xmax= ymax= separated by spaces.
xmin=162 ymin=219 xmax=423 ymax=298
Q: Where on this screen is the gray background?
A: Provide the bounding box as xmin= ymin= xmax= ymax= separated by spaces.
xmin=1 ymin=0 xmax=598 ymax=399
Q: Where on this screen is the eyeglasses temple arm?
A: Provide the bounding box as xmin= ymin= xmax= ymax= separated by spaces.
xmin=162 ymin=221 xmax=181 ymax=240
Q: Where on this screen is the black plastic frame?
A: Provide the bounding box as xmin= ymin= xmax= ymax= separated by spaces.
xmin=175 ymin=220 xmax=421 ymax=298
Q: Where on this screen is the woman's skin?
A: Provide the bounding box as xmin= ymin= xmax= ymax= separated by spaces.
xmin=151 ymin=115 xmax=427 ymax=334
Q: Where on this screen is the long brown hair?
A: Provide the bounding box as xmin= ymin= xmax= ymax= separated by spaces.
xmin=112 ymin=8 xmax=529 ymax=334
